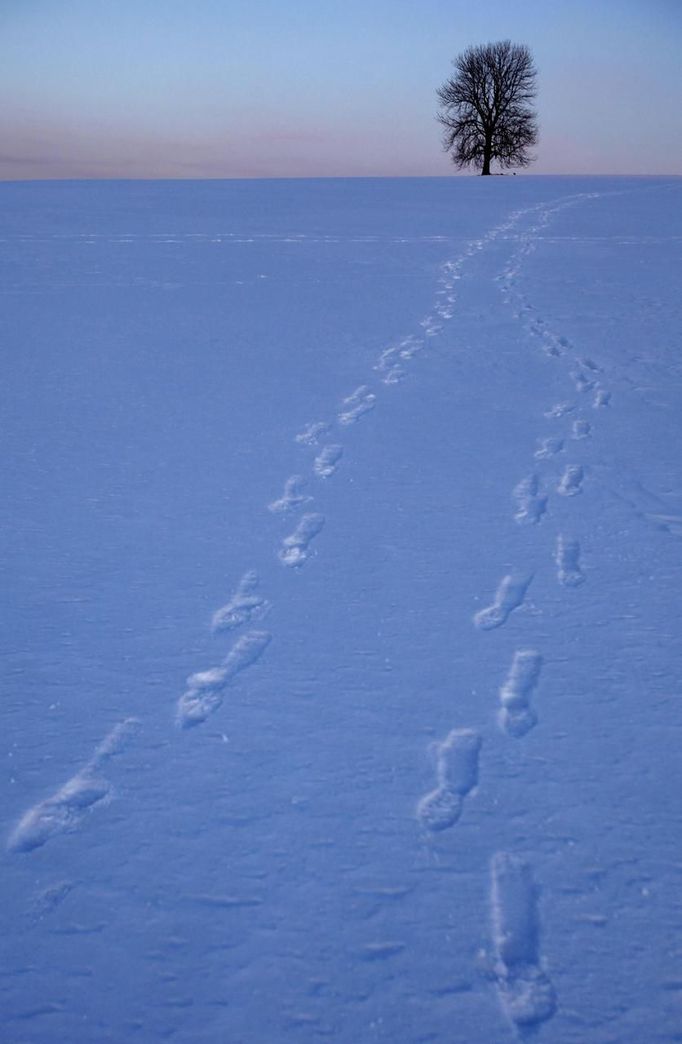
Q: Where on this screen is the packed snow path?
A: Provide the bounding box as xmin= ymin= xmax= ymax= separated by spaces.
xmin=2 ymin=177 xmax=681 ymax=1042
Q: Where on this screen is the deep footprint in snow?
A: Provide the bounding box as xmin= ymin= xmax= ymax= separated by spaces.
xmin=474 ymin=574 xmax=533 ymax=631
xmin=268 ymin=475 xmax=311 ymax=514
xmin=541 ymin=339 xmax=562 ymax=358
xmin=397 ymin=335 xmax=425 ymax=363
xmin=338 ymin=386 xmax=376 ymax=426
xmin=556 ymin=535 xmax=585 ymax=587
xmin=416 ymin=729 xmax=481 ymax=832
xmin=279 ymin=512 xmax=325 ymax=567
xmin=176 ymin=630 xmax=272 ymax=728
xmin=295 ymin=421 xmax=330 ymax=446
xmin=313 ymin=444 xmax=343 ymax=478
xmin=558 ymin=464 xmax=584 ymax=497
xmin=593 ymin=387 xmax=611 ymax=408
xmin=498 ymin=651 xmax=542 ymax=738
xmin=544 ymin=402 xmax=576 ymax=419
xmin=513 ymin=475 xmax=547 ymax=525
xmin=489 ymin=852 xmax=557 ymax=1028
xmin=571 ymin=369 xmax=597 ymax=394
xmin=8 ymin=718 xmax=140 ymax=853
xmin=419 ymin=316 xmax=443 ymax=337
xmin=534 ymin=437 xmax=564 ymax=460
xmin=571 ymin=418 xmax=592 ymax=439
xmin=8 ymin=775 xmax=111 ymax=854
xmin=374 ymin=345 xmax=404 ymax=385
xmin=374 ymin=335 xmax=424 ymax=385
xmin=211 ymin=570 xmax=270 ymax=633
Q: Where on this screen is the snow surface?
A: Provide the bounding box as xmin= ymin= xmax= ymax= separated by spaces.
xmin=1 ymin=176 xmax=682 ymax=1042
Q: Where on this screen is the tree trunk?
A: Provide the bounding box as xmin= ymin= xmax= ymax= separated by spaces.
xmin=481 ymin=134 xmax=492 ymax=175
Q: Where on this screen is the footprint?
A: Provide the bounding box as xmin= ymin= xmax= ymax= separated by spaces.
xmin=556 ymin=535 xmax=585 ymax=587
xmin=268 ymin=475 xmax=311 ymax=514
xmin=593 ymin=388 xmax=611 ymax=408
xmin=416 ymin=729 xmax=481 ymax=832
xmin=338 ymin=386 xmax=376 ymax=426
xmin=474 ymin=574 xmax=533 ymax=631
xmin=176 ymin=630 xmax=272 ymax=728
xmin=313 ymin=444 xmax=343 ymax=479
xmin=398 ymin=335 xmax=424 ymax=361
xmin=381 ymin=366 xmax=405 ymax=385
xmin=529 ymin=318 xmax=545 ymax=337
xmin=30 ymin=880 xmax=76 ymax=922
xmin=498 ymin=651 xmax=542 ymax=738
xmin=279 ymin=513 xmax=325 ymax=567
xmin=212 ymin=570 xmax=270 ymax=633
xmin=419 ymin=317 xmax=443 ymax=337
xmin=571 ymin=418 xmax=591 ymax=439
xmin=8 ymin=719 xmax=139 ymax=853
xmin=534 ymin=437 xmax=564 ymax=460
xmin=544 ymin=402 xmax=575 ymax=419
xmin=571 ymin=370 xmax=597 ymax=393
xmin=579 ymin=356 xmax=601 ymax=373
xmin=513 ymin=475 xmax=547 ymax=525
xmin=374 ymin=346 xmax=403 ymax=384
xmin=90 ymin=718 xmax=140 ymax=769
xmin=295 ymin=422 xmax=330 ymax=446
xmin=489 ymin=852 xmax=556 ymax=1027
xmin=8 ymin=775 xmax=111 ymax=854
xmin=558 ymin=464 xmax=584 ymax=497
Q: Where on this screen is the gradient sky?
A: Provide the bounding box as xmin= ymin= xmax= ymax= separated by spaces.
xmin=1 ymin=0 xmax=681 ymax=179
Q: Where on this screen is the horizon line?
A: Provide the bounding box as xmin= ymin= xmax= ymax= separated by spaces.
xmin=1 ymin=172 xmax=680 ymax=185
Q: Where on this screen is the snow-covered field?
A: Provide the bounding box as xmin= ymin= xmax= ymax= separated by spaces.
xmin=2 ymin=176 xmax=681 ymax=1043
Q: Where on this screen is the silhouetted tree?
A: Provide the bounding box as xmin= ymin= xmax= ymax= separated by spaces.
xmin=437 ymin=40 xmax=538 ymax=175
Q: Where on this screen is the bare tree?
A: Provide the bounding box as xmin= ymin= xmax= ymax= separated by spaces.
xmin=437 ymin=40 xmax=538 ymax=175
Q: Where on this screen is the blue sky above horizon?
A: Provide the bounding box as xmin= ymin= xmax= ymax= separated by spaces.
xmin=1 ymin=0 xmax=681 ymax=179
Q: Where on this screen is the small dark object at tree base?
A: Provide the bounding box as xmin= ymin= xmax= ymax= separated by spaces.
xmin=437 ymin=40 xmax=538 ymax=175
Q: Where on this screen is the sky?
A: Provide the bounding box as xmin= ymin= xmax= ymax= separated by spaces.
xmin=1 ymin=0 xmax=681 ymax=179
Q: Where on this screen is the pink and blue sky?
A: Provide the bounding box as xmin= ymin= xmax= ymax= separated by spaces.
xmin=1 ymin=0 xmax=680 ymax=179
